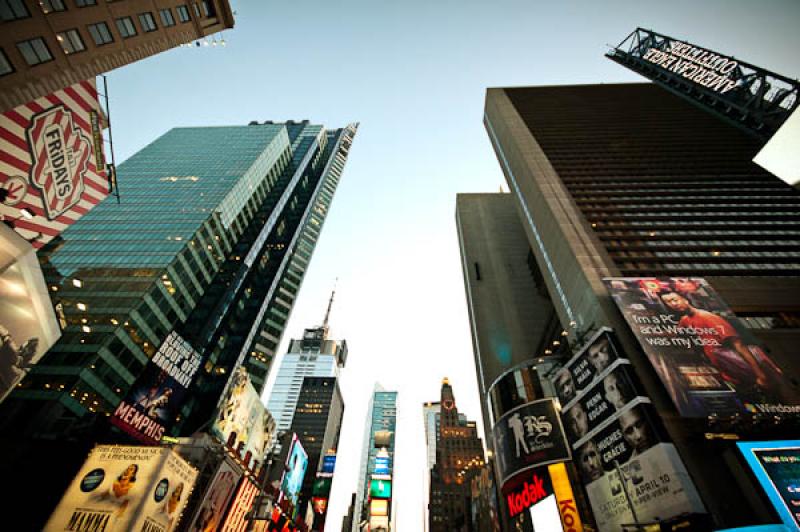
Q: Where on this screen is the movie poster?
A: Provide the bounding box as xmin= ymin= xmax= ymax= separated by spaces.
xmin=111 ymin=331 xmax=202 ymax=444
xmin=186 ymin=457 xmax=241 ymax=532
xmin=44 ymin=445 xmax=197 ymax=532
xmin=212 ymin=367 xmax=275 ymax=464
xmin=604 ymin=277 xmax=799 ymax=418
xmin=1 ymin=80 xmax=109 ymax=248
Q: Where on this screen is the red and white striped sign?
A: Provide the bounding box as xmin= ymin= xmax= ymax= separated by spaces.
xmin=221 ymin=478 xmax=260 ymax=532
xmin=1 ymin=79 xmax=108 ymax=248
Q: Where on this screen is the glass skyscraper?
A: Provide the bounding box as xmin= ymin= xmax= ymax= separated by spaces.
xmin=353 ymin=385 xmax=398 ymax=532
xmin=1 ymin=120 xmax=357 ymax=442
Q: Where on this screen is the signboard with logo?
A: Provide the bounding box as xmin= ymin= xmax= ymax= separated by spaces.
xmin=212 ymin=367 xmax=275 ymax=464
xmin=1 ymin=80 xmax=109 ymax=248
xmin=186 ymin=457 xmax=241 ymax=532
xmin=548 ymin=462 xmax=584 ymax=532
xmin=0 ymin=224 xmax=61 ymax=403
xmin=374 ymin=455 xmax=391 ymax=476
xmin=220 ymin=477 xmax=259 ymax=532
xmin=604 ymin=277 xmax=799 ymax=418
xmin=370 ymin=478 xmax=392 ymax=499
xmin=111 ymin=331 xmax=202 ymax=444
xmin=44 ymin=445 xmax=197 ymax=532
xmin=738 ymin=441 xmax=800 ymax=529
xmin=321 ymin=454 xmax=336 ymax=475
xmin=505 ymin=469 xmax=553 ymax=518
xmin=491 ymin=398 xmax=571 ymax=488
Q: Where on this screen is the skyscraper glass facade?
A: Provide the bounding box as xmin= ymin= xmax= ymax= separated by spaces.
xmin=1 ymin=120 xmax=357 ymax=440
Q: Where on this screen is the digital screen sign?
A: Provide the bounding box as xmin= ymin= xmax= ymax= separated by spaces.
xmin=280 ymin=435 xmax=308 ymax=506
xmin=738 ymin=441 xmax=800 ymax=529
xmin=370 ymin=479 xmax=392 ymax=499
xmin=374 ymin=456 xmax=391 ymax=476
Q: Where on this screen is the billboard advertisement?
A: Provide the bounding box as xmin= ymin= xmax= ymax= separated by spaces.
xmin=111 ymin=331 xmax=202 ymax=444
xmin=491 ymin=398 xmax=571 ymax=488
xmin=220 ymin=477 xmax=259 ymax=532
xmin=1 ymin=80 xmax=109 ymax=248
xmin=505 ymin=469 xmax=553 ymax=519
xmin=212 ymin=367 xmax=275 ymax=464
xmin=583 ymin=442 xmax=706 ymax=531
xmin=187 ymin=457 xmax=241 ymax=532
xmin=321 ymin=454 xmax=336 ymax=475
xmin=548 ymin=462 xmax=584 ymax=532
xmin=604 ymin=277 xmax=799 ymax=418
xmin=312 ymin=476 xmax=332 ymax=497
xmin=374 ymin=455 xmax=391 ymax=476
xmin=279 ymin=435 xmax=308 ymax=507
xmin=0 ymin=224 xmax=61 ymax=403
xmin=738 ymin=441 xmax=800 ymax=529
xmin=370 ymin=478 xmax=392 ymax=499
xmin=44 ymin=445 xmax=197 ymax=532
xmin=553 ymin=329 xmax=624 ymax=406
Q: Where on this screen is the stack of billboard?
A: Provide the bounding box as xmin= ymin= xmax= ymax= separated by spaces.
xmin=554 ymin=329 xmax=706 ymax=531
xmin=310 ymin=452 xmax=336 ymax=527
xmin=44 ymin=445 xmax=197 ymax=532
xmin=368 ymin=448 xmax=392 ymax=532
xmin=603 ymin=277 xmax=799 ymax=419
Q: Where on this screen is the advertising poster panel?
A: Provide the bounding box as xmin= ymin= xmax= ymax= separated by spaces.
xmin=187 ymin=457 xmax=241 ymax=532
xmin=220 ymin=477 xmax=259 ymax=532
xmin=548 ymin=462 xmax=584 ymax=532
xmin=212 ymin=367 xmax=275 ymax=464
xmin=738 ymin=441 xmax=800 ymax=529
xmin=370 ymin=479 xmax=392 ymax=499
xmin=279 ymin=435 xmax=308 ymax=507
xmin=553 ymin=330 xmax=623 ymax=406
xmin=0 ymin=80 xmax=109 ymax=247
xmin=321 ymin=454 xmax=336 ymax=475
xmin=44 ymin=445 xmax=197 ymax=532
xmin=111 ymin=331 xmax=202 ymax=444
xmin=604 ymin=277 xmax=799 ymax=418
xmin=0 ymin=224 xmax=61 ymax=403
xmin=584 ymin=442 xmax=706 ymax=531
xmin=491 ymin=398 xmax=571 ymax=488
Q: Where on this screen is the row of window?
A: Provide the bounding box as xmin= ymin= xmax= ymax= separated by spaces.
xmin=0 ymin=4 xmax=196 ymax=75
xmin=2 ymin=0 xmax=96 ymax=21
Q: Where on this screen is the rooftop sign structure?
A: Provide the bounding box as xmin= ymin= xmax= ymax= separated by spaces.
xmin=607 ymin=28 xmax=800 ymax=140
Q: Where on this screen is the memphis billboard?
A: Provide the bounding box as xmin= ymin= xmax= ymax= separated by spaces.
xmin=111 ymin=331 xmax=203 ymax=444
xmin=1 ymin=80 xmax=109 ymax=248
xmin=212 ymin=366 xmax=275 ymax=465
xmin=44 ymin=445 xmax=197 ymax=532
xmin=604 ymin=277 xmax=799 ymax=418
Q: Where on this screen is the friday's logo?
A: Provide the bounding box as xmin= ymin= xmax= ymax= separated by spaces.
xmin=27 ymin=105 xmax=90 ymax=219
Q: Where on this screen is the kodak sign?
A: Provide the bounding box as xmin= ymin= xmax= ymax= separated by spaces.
xmin=506 ymin=471 xmax=551 ymax=518
xmin=549 ymin=462 xmax=584 ymax=532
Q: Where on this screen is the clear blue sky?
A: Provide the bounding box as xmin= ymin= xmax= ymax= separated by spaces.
xmin=104 ymin=0 xmax=800 ymax=528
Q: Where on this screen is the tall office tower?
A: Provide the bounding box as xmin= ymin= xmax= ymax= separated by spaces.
xmin=341 ymin=493 xmax=357 ymax=532
xmin=422 ymin=401 xmax=440 ymax=473
xmin=0 ymin=120 xmax=356 ymax=525
xmin=427 ymin=378 xmax=485 ymax=532
xmin=484 ymin=82 xmax=800 ymax=529
xmin=0 ymin=0 xmax=234 ymax=112
xmin=353 ymin=385 xmax=397 ymax=532
xmin=288 ymin=376 xmax=344 ymax=521
xmin=267 ymin=293 xmax=348 ymax=439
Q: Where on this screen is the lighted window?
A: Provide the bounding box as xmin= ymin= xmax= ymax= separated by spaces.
xmin=115 ymin=17 xmax=137 ymax=39
xmin=56 ymin=29 xmax=85 ymax=55
xmin=17 ymin=37 xmax=53 ymax=66
xmin=40 ymin=0 xmax=66 ymax=13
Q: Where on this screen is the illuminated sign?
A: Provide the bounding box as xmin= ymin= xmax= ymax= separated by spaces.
xmin=44 ymin=445 xmax=197 ymax=532
xmin=370 ymin=499 xmax=388 ymax=517
xmin=111 ymin=331 xmax=202 ymax=444
xmin=312 ymin=497 xmax=328 ymax=514
xmin=548 ymin=462 xmax=584 ymax=532
xmin=369 ymin=479 xmax=392 ymax=499
xmin=738 ymin=441 xmax=800 ymax=529
xmin=279 ymin=435 xmax=308 ymax=506
xmin=374 ymin=456 xmax=391 ymax=476
xmin=312 ymin=476 xmax=332 ymax=497
xmin=321 ymin=454 xmax=336 ymax=474
xmin=506 ymin=471 xmax=552 ymax=518
xmin=1 ymin=80 xmax=109 ymax=247
xmin=604 ymin=277 xmax=800 ymax=418
xmin=220 ymin=477 xmax=259 ymax=532
xmin=491 ymin=398 xmax=571 ymax=488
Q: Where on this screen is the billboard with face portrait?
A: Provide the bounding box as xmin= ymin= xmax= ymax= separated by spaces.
xmin=186 ymin=457 xmax=241 ymax=532
xmin=44 ymin=445 xmax=197 ymax=532
xmin=604 ymin=277 xmax=799 ymax=418
xmin=1 ymin=80 xmax=109 ymax=248
xmin=111 ymin=331 xmax=203 ymax=444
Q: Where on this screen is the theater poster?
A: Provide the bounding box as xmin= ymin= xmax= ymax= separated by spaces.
xmin=111 ymin=331 xmax=202 ymax=444
xmin=44 ymin=445 xmax=197 ymax=532
xmin=604 ymin=277 xmax=799 ymax=418
xmin=1 ymin=80 xmax=109 ymax=248
xmin=186 ymin=457 xmax=241 ymax=532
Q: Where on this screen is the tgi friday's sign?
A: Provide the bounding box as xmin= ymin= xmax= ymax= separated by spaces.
xmin=1 ymin=80 xmax=108 ymax=247
xmin=491 ymin=398 xmax=571 ymax=489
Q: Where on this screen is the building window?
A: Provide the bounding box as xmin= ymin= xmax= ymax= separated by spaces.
xmin=138 ymin=12 xmax=157 ymax=32
xmin=0 ymin=0 xmax=29 ymax=21
xmin=176 ymin=5 xmax=190 ymax=22
xmin=87 ymin=22 xmax=113 ymax=45
xmin=115 ymin=17 xmax=137 ymax=38
xmin=193 ymin=2 xmax=200 ymax=17
xmin=56 ymin=29 xmax=85 ymax=55
xmin=16 ymin=38 xmax=53 ymax=66
xmin=159 ymin=8 xmax=175 ymax=27
xmin=39 ymin=0 xmax=66 ymax=13
xmin=201 ymin=0 xmax=215 ymax=17
xmin=0 ymin=49 xmax=13 ymax=76
xmin=74 ymin=0 xmax=97 ymax=6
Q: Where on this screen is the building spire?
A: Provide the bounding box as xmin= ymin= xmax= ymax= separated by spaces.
xmin=322 ymin=278 xmax=337 ymax=330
